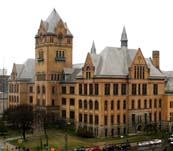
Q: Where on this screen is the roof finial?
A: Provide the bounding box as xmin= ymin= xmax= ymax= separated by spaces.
xmin=91 ymin=41 xmax=96 ymax=54
xmin=121 ymin=26 xmax=128 ymax=48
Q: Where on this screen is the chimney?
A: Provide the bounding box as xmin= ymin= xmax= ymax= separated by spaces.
xmin=152 ymin=51 xmax=160 ymax=69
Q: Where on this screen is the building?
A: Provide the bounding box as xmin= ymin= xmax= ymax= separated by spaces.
xmin=8 ymin=9 xmax=173 ymax=137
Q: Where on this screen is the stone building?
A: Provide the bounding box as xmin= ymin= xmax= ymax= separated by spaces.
xmin=8 ymin=9 xmax=173 ymax=137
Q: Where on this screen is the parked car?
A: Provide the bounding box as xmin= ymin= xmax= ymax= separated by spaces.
xmin=73 ymin=147 xmax=86 ymax=151
xmin=116 ymin=143 xmax=131 ymax=150
xmin=87 ymin=146 xmax=101 ymax=151
xmin=102 ymin=144 xmax=116 ymax=151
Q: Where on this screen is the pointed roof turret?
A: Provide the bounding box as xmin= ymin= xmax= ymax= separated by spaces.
xmin=121 ymin=26 xmax=128 ymax=48
xmin=91 ymin=41 xmax=96 ymax=54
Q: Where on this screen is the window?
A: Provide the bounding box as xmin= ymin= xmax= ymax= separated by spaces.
xmin=111 ymin=115 xmax=114 ymax=125
xmin=95 ymin=100 xmax=99 ymax=110
xmin=42 ymin=86 xmax=45 ymax=94
xmin=95 ymin=115 xmax=99 ymax=125
xmin=131 ymin=100 xmax=135 ymax=109
xmin=95 ymin=83 xmax=99 ymax=95
xmin=70 ymin=98 xmax=75 ymax=106
xmin=132 ymin=114 xmax=135 ymax=125
xmin=84 ymin=114 xmax=87 ymax=123
xmin=29 ymin=96 xmax=33 ymax=104
xmin=62 ymin=86 xmax=66 ymax=94
xmin=89 ymin=84 xmax=93 ymax=95
xmin=79 ymin=114 xmax=82 ymax=122
xmin=121 ymin=84 xmax=126 ymax=95
xmin=79 ymin=84 xmax=82 ymax=95
xmin=142 ymin=84 xmax=147 ymax=95
xmin=84 ymin=84 xmax=87 ymax=95
xmin=153 ymin=84 xmax=158 ymax=95
xmin=159 ymin=99 xmax=162 ymax=108
xmin=105 ymin=84 xmax=110 ymax=95
xmin=52 ymin=86 xmax=55 ymax=95
xmin=37 ymin=50 xmax=44 ymax=62
xmin=170 ymin=112 xmax=173 ymax=121
xmin=84 ymin=100 xmax=87 ymax=109
xmin=104 ymin=116 xmax=108 ymax=125
xmin=144 ymin=113 xmax=147 ymax=124
xmin=62 ymin=98 xmax=66 ymax=105
xmin=134 ymin=65 xmax=145 ymax=79
xmin=154 ymin=112 xmax=157 ymax=122
xmin=159 ymin=112 xmax=161 ymax=121
xmin=37 ymin=86 xmax=40 ymax=93
xmin=149 ymin=99 xmax=152 ymax=108
xmin=149 ymin=113 xmax=152 ymax=122
xmin=132 ymin=84 xmax=137 ymax=95
xmin=117 ymin=100 xmax=120 ymax=110
xmin=144 ymin=99 xmax=147 ymax=108
xmin=170 ymin=101 xmax=173 ymax=108
xmin=89 ymin=100 xmax=93 ymax=110
xmin=123 ymin=114 xmax=126 ymax=124
xmin=70 ymin=111 xmax=75 ymax=120
xmin=79 ymin=100 xmax=82 ymax=108
xmin=138 ymin=99 xmax=141 ymax=109
xmin=111 ymin=100 xmax=114 ymax=110
xmin=138 ymin=84 xmax=141 ymax=95
xmin=55 ymin=50 xmax=65 ymax=61
xmin=86 ymin=66 xmax=91 ymax=79
xmin=29 ymin=86 xmax=33 ymax=93
xmin=70 ymin=86 xmax=75 ymax=94
xmin=89 ymin=115 xmax=93 ymax=124
xmin=52 ymin=99 xmax=55 ymax=106
xmin=104 ymin=101 xmax=108 ymax=111
xmin=123 ymin=100 xmax=126 ymax=110
xmin=113 ymin=83 xmax=118 ymax=95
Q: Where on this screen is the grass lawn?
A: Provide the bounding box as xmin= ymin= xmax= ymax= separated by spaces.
xmin=7 ymin=128 xmax=159 ymax=151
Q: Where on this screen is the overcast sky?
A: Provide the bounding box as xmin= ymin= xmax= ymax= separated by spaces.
xmin=0 ymin=0 xmax=173 ymax=74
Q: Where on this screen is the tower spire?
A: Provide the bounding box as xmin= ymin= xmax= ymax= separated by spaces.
xmin=121 ymin=26 xmax=128 ymax=48
xmin=91 ymin=41 xmax=96 ymax=54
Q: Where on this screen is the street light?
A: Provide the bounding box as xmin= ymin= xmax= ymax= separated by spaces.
xmin=64 ymin=122 xmax=71 ymax=151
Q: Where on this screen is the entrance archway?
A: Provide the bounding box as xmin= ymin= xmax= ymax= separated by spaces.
xmin=136 ymin=124 xmax=143 ymax=131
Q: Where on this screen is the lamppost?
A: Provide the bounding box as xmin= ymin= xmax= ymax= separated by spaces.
xmin=64 ymin=122 xmax=71 ymax=151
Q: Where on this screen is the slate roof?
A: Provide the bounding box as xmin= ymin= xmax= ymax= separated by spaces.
xmin=77 ymin=46 xmax=165 ymax=78
xmin=163 ymin=71 xmax=173 ymax=92
xmin=41 ymin=9 xmax=73 ymax=37
xmin=12 ymin=59 xmax=35 ymax=82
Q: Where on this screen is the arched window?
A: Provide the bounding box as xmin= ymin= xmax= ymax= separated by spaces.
xmin=79 ymin=100 xmax=82 ymax=108
xmin=84 ymin=100 xmax=87 ymax=109
xmin=95 ymin=100 xmax=99 ymax=110
xmin=42 ymin=85 xmax=45 ymax=94
xmin=89 ymin=100 xmax=93 ymax=110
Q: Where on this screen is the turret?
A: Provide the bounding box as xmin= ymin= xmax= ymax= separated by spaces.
xmin=121 ymin=26 xmax=128 ymax=48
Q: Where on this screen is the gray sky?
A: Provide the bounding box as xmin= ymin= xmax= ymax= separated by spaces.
xmin=0 ymin=0 xmax=173 ymax=74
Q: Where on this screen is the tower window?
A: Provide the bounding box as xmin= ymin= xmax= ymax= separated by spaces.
xmin=55 ymin=50 xmax=65 ymax=61
xmin=37 ymin=50 xmax=44 ymax=62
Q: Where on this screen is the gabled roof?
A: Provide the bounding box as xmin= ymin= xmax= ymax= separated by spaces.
xmin=10 ymin=59 xmax=35 ymax=82
xmin=77 ymin=46 xmax=165 ymax=79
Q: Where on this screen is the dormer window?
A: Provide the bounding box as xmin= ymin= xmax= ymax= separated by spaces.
xmin=37 ymin=50 xmax=44 ymax=62
xmin=58 ymin=33 xmax=63 ymax=40
xmin=86 ymin=66 xmax=91 ymax=79
xmin=134 ymin=65 xmax=145 ymax=79
xmin=55 ymin=50 xmax=65 ymax=61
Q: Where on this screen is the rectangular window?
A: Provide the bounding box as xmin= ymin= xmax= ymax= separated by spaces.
xmin=62 ymin=98 xmax=66 ymax=105
xmin=95 ymin=83 xmax=99 ymax=95
xmin=131 ymin=100 xmax=135 ymax=109
xmin=123 ymin=114 xmax=126 ymax=124
xmin=84 ymin=84 xmax=87 ymax=95
xmin=170 ymin=101 xmax=173 ymax=108
xmin=89 ymin=115 xmax=93 ymax=124
xmin=111 ymin=101 xmax=114 ymax=110
xmin=95 ymin=115 xmax=99 ymax=125
xmin=29 ymin=96 xmax=33 ymax=104
xmin=132 ymin=84 xmax=137 ymax=95
xmin=79 ymin=84 xmax=82 ymax=95
xmin=62 ymin=86 xmax=66 ymax=94
xmin=70 ymin=98 xmax=75 ymax=106
xmin=149 ymin=99 xmax=152 ymax=108
xmin=89 ymin=84 xmax=93 ymax=95
xmin=144 ymin=113 xmax=147 ymax=124
xmin=142 ymin=84 xmax=147 ymax=95
xmin=113 ymin=83 xmax=118 ymax=95
xmin=121 ymin=84 xmax=126 ymax=95
xmin=154 ymin=99 xmax=157 ymax=108
xmin=70 ymin=86 xmax=75 ymax=94
xmin=138 ymin=84 xmax=141 ymax=95
xmin=111 ymin=115 xmax=114 ymax=125
xmin=144 ymin=100 xmax=147 ymax=108
xmin=84 ymin=114 xmax=87 ymax=123
xmin=70 ymin=111 xmax=75 ymax=120
xmin=159 ymin=99 xmax=162 ymax=108
xmin=123 ymin=100 xmax=126 ymax=110
xmin=29 ymin=86 xmax=33 ymax=93
xmin=52 ymin=86 xmax=55 ymax=95
xmin=79 ymin=114 xmax=82 ymax=122
xmin=153 ymin=84 xmax=158 ymax=95
xmin=62 ymin=110 xmax=66 ymax=119
xmin=132 ymin=114 xmax=135 ymax=125
xmin=117 ymin=100 xmax=120 ymax=110
xmin=105 ymin=84 xmax=110 ymax=95
xmin=104 ymin=115 xmax=108 ymax=125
